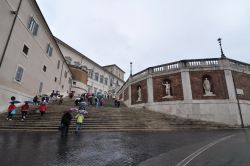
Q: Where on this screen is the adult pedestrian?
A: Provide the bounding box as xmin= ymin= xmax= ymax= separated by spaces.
xmin=95 ymin=97 xmax=99 ymax=108
xmin=33 ymin=95 xmax=39 ymax=105
xmin=117 ymin=99 xmax=120 ymax=108
xmin=60 ymin=111 xmax=72 ymax=137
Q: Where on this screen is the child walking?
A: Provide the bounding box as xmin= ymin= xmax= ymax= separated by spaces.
xmin=6 ymin=102 xmax=16 ymax=121
xmin=21 ymin=102 xmax=29 ymax=121
xmin=75 ymin=112 xmax=84 ymax=135
xmin=39 ymin=102 xmax=47 ymax=116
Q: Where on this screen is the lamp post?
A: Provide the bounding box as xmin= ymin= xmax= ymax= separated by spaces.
xmin=217 ymin=38 xmax=226 ymax=58
xmin=130 ymin=62 xmax=132 ymax=76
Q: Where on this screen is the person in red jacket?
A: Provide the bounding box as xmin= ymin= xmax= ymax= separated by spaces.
xmin=21 ymin=102 xmax=29 ymax=121
xmin=6 ymin=102 xmax=16 ymax=120
xmin=38 ymin=102 xmax=47 ymax=116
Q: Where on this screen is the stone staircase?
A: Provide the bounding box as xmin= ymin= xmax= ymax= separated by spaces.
xmin=0 ymin=98 xmax=232 ymax=132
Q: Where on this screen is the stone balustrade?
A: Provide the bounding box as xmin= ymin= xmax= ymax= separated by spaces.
xmin=128 ymin=58 xmax=250 ymax=83
xmin=117 ymin=57 xmax=250 ymax=126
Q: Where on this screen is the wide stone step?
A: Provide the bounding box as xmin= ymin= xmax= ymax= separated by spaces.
xmin=0 ymin=98 xmax=232 ymax=131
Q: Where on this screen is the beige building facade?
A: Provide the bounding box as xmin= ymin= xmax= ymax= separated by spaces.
xmin=56 ymin=38 xmax=125 ymax=97
xmin=0 ymin=0 xmax=72 ymax=112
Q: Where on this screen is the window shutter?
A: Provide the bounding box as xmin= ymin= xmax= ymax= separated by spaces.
xmin=47 ymin=44 xmax=53 ymax=56
xmin=27 ymin=17 xmax=33 ymax=30
xmin=15 ymin=67 xmax=23 ymax=82
xmin=57 ymin=60 xmax=60 ymax=69
xmin=50 ymin=47 xmax=53 ymax=56
xmin=39 ymin=82 xmax=43 ymax=93
xmin=33 ymin=23 xmax=39 ymax=35
xmin=46 ymin=44 xmax=50 ymax=53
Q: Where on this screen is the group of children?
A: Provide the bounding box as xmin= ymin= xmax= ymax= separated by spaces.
xmin=6 ymin=100 xmax=48 ymax=121
xmin=6 ymin=95 xmax=86 ymax=136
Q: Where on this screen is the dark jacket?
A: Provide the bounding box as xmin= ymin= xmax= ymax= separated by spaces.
xmin=61 ymin=112 xmax=72 ymax=126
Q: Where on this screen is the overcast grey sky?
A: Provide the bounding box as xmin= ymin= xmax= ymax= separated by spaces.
xmin=37 ymin=0 xmax=250 ymax=80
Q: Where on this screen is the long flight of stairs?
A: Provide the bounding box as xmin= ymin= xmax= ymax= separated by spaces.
xmin=0 ymin=98 xmax=232 ymax=132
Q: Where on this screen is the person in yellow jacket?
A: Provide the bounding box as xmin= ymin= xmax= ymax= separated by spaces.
xmin=75 ymin=112 xmax=84 ymax=135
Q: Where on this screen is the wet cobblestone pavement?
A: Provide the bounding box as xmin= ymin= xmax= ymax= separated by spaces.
xmin=0 ymin=130 xmax=242 ymax=166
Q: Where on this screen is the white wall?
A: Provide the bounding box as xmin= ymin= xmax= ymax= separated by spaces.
xmin=0 ymin=0 xmax=72 ymax=112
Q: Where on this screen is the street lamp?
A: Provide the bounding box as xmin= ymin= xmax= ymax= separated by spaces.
xmin=217 ymin=38 xmax=226 ymax=58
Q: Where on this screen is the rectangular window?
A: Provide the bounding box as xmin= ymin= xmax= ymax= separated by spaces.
xmin=88 ymin=70 xmax=93 ymax=78
xmin=43 ymin=65 xmax=47 ymax=72
xmin=74 ymin=61 xmax=81 ymax=67
xmin=39 ymin=82 xmax=43 ymax=94
xmin=100 ymin=75 xmax=104 ymax=83
xmin=68 ymin=77 xmax=72 ymax=84
xmin=22 ymin=44 xmax=29 ymax=55
xmin=15 ymin=66 xmax=24 ymax=82
xmin=57 ymin=60 xmax=60 ymax=69
xmin=104 ymin=78 xmax=108 ymax=85
xmin=110 ymin=78 xmax=113 ymax=86
xmin=54 ymin=77 xmax=57 ymax=82
xmin=95 ymin=73 xmax=99 ymax=81
xmin=28 ymin=17 xmax=39 ymax=36
xmin=64 ymin=71 xmax=67 ymax=78
xmin=46 ymin=43 xmax=53 ymax=57
xmin=73 ymin=81 xmax=76 ymax=85
xmin=88 ymin=85 xmax=92 ymax=93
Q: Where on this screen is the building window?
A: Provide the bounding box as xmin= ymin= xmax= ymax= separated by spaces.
xmin=28 ymin=17 xmax=39 ymax=36
xmin=73 ymin=81 xmax=76 ymax=85
xmin=65 ymin=56 xmax=72 ymax=64
xmin=22 ymin=44 xmax=29 ymax=55
xmin=46 ymin=43 xmax=53 ymax=57
xmin=95 ymin=73 xmax=99 ymax=81
xmin=15 ymin=66 xmax=24 ymax=82
xmin=104 ymin=78 xmax=108 ymax=85
xmin=110 ymin=78 xmax=113 ymax=86
xmin=100 ymin=75 xmax=104 ymax=83
xmin=74 ymin=61 xmax=81 ymax=67
xmin=62 ymin=85 xmax=64 ymax=89
xmin=39 ymin=82 xmax=43 ymax=94
xmin=43 ymin=65 xmax=47 ymax=72
xmin=68 ymin=77 xmax=72 ymax=84
xmin=57 ymin=60 xmax=60 ymax=69
xmin=54 ymin=77 xmax=57 ymax=82
xmin=88 ymin=70 xmax=93 ymax=78
xmin=88 ymin=86 xmax=92 ymax=93
xmin=64 ymin=71 xmax=67 ymax=78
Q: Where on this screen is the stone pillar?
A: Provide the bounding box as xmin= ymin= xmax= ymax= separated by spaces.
xmin=181 ymin=71 xmax=193 ymax=100
xmin=224 ymin=70 xmax=236 ymax=100
xmin=147 ymin=76 xmax=154 ymax=103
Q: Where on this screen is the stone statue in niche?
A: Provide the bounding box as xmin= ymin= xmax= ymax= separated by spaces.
xmin=137 ymin=86 xmax=142 ymax=102
xmin=162 ymin=81 xmax=173 ymax=98
xmin=203 ymin=77 xmax=215 ymax=96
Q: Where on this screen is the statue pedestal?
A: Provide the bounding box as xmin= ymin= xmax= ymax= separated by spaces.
xmin=203 ymin=92 xmax=216 ymax=96
xmin=136 ymin=99 xmax=142 ymax=102
xmin=162 ymin=95 xmax=173 ymax=99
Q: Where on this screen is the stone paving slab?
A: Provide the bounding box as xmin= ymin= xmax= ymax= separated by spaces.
xmin=0 ymin=129 xmax=246 ymax=166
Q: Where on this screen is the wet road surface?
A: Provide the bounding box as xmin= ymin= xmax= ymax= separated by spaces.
xmin=0 ymin=129 xmax=249 ymax=166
